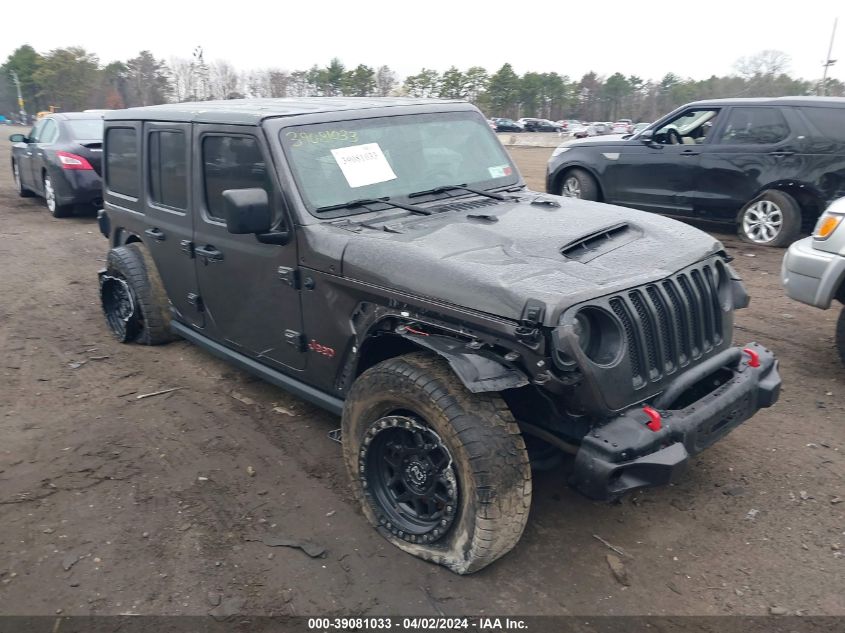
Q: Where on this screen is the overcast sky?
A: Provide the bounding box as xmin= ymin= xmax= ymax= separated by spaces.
xmin=3 ymin=0 xmax=841 ymax=83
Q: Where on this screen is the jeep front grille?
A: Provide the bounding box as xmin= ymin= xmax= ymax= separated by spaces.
xmin=608 ymin=261 xmax=724 ymax=389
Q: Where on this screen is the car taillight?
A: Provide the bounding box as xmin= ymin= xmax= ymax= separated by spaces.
xmin=56 ymin=151 xmax=94 ymax=170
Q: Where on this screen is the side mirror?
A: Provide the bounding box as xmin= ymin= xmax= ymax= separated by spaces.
xmin=222 ymin=188 xmax=272 ymax=234
xmin=9 ymin=133 xmax=27 ymax=143
xmin=638 ymin=129 xmax=655 ymax=145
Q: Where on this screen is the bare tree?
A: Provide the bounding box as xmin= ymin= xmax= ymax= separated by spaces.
xmin=168 ymin=56 xmax=196 ymax=101
xmin=375 ymin=65 xmax=397 ymax=96
xmin=735 ymin=50 xmax=791 ymax=78
xmin=209 ymin=60 xmax=241 ymax=99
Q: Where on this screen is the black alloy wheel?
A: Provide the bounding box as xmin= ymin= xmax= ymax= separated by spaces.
xmin=363 ymin=415 xmax=458 ymax=543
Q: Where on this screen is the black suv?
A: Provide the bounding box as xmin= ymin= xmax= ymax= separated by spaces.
xmin=546 ymin=97 xmax=845 ymax=247
xmin=96 ymin=98 xmax=781 ymax=574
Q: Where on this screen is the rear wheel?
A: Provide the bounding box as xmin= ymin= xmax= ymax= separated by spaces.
xmin=13 ymin=161 xmax=33 ymax=197
xmin=561 ymin=168 xmax=599 ymax=201
xmin=101 ymin=243 xmax=176 ymax=345
xmin=738 ymin=190 xmax=801 ymax=247
xmin=342 ymin=352 xmax=532 ymax=574
xmin=43 ymin=173 xmax=72 ymax=218
xmin=836 ymin=306 xmax=845 ymax=367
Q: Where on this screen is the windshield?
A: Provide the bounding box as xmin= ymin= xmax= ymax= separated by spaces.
xmin=65 ymin=119 xmax=103 ymax=140
xmin=280 ymin=111 xmax=519 ymax=215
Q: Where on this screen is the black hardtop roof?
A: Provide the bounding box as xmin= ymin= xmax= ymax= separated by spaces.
xmin=104 ymin=97 xmax=470 ymax=124
xmin=685 ymin=96 xmax=845 ymax=108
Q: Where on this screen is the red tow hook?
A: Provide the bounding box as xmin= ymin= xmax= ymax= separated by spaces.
xmin=742 ymin=347 xmax=761 ymax=368
xmin=643 ymin=406 xmax=662 ymax=432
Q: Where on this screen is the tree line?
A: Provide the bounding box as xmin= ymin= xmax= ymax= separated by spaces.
xmin=2 ymin=44 xmax=843 ymax=124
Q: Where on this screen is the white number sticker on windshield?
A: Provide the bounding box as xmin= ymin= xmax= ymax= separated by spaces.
xmin=330 ymin=143 xmax=397 ymax=188
xmin=488 ymin=164 xmax=512 ymax=178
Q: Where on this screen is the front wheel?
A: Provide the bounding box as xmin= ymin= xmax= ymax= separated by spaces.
xmin=342 ymin=352 xmax=532 ymax=574
xmin=561 ymin=168 xmax=599 ymax=201
xmin=836 ymin=306 xmax=845 ymax=367
xmin=738 ymin=190 xmax=801 ymax=247
xmin=13 ymin=161 xmax=33 ymax=197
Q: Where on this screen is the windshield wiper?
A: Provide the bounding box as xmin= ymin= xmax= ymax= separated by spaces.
xmin=314 ymin=197 xmax=431 ymax=215
xmin=408 ymin=184 xmax=510 ymax=201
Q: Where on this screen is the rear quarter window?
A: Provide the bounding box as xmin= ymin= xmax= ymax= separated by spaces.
xmin=799 ymin=107 xmax=845 ymax=143
xmin=106 ymin=127 xmax=139 ymax=198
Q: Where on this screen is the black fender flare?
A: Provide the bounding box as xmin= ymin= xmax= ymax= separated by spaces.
xmin=398 ymin=332 xmax=530 ymax=393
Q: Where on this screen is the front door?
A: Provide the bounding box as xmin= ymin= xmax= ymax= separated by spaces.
xmin=604 ymin=108 xmax=720 ymax=216
xmin=141 ymin=121 xmax=204 ymax=328
xmin=192 ymin=124 xmax=305 ymax=371
xmin=21 ymin=119 xmax=46 ymax=189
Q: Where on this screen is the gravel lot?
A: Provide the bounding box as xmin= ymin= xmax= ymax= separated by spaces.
xmin=0 ymin=131 xmax=842 ymax=617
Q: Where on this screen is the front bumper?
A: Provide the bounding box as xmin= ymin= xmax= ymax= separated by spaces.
xmin=570 ymin=342 xmax=780 ymax=500
xmin=782 ymin=236 xmax=845 ymax=310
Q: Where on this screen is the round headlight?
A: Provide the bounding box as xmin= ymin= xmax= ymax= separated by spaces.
xmin=572 ymin=307 xmax=623 ymax=366
xmin=573 ymin=312 xmax=592 ymax=351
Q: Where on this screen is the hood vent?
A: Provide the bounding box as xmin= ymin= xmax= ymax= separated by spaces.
xmin=560 ymin=222 xmax=640 ymax=262
xmin=435 ymin=198 xmax=500 ymax=213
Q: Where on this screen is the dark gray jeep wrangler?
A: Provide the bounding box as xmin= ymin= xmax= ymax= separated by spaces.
xmin=96 ymin=98 xmax=781 ymax=574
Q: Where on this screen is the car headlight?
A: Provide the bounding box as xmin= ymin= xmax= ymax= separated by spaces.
xmin=562 ymin=307 xmax=623 ymax=366
xmin=551 ymin=146 xmax=571 ymax=158
xmin=814 ymin=199 xmax=845 ymax=240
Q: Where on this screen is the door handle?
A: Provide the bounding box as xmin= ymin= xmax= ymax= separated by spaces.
xmin=144 ymin=227 xmax=166 ymax=241
xmin=769 ymin=151 xmax=795 ymax=157
xmin=195 ymin=245 xmax=224 ymax=262
xmin=680 ymin=150 xmax=699 ymax=156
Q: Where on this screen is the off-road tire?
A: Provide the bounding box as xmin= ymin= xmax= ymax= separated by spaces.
xmin=13 ymin=160 xmax=33 ymax=197
xmin=43 ymin=173 xmax=72 ymax=218
xmin=561 ymin=168 xmax=599 ymax=201
xmin=342 ymin=352 xmax=532 ymax=574
xmin=102 ymin=243 xmax=175 ymax=345
xmin=738 ymin=190 xmax=801 ymax=248
xmin=836 ymin=306 xmax=845 ymax=367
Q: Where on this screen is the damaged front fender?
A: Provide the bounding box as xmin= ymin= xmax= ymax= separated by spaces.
xmin=398 ymin=332 xmax=530 ymax=393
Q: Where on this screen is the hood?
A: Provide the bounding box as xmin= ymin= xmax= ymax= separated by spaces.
xmin=560 ymin=134 xmax=632 ymax=147
xmin=327 ymin=195 xmax=723 ymax=325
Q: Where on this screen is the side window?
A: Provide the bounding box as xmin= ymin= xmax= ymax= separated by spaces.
xmin=28 ymin=120 xmax=45 ymax=143
xmin=654 ymin=109 xmax=720 ymax=145
xmin=799 ymin=107 xmax=845 ymax=143
xmin=39 ymin=119 xmax=58 ymax=144
xmin=202 ymin=135 xmax=270 ymax=220
xmin=106 ymin=128 xmax=139 ymax=198
xmin=717 ymin=107 xmax=790 ymax=145
xmin=149 ymin=130 xmax=188 ymax=210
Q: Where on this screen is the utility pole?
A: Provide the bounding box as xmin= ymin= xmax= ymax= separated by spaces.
xmin=820 ymin=17 xmax=838 ymax=96
xmin=9 ymin=70 xmax=27 ymax=123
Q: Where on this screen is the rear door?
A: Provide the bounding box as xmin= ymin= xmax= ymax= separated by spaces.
xmin=192 ymin=124 xmax=305 ymax=371
xmin=694 ymin=106 xmax=799 ymax=221
xmin=142 ymin=121 xmax=204 ymax=328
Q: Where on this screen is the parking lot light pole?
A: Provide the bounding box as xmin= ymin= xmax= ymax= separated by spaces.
xmin=9 ymin=70 xmax=27 ymax=123
xmin=820 ymin=17 xmax=838 ymax=96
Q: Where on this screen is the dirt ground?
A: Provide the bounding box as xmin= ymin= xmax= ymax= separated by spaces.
xmin=0 ymin=134 xmax=842 ymax=617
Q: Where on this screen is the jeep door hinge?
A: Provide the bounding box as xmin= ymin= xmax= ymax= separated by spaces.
xmin=186 ymin=293 xmax=204 ymax=312
xmin=277 ymin=266 xmax=300 ymax=289
xmin=284 ymin=329 xmax=306 ymax=352
xmin=180 ymin=240 xmax=195 ymax=258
